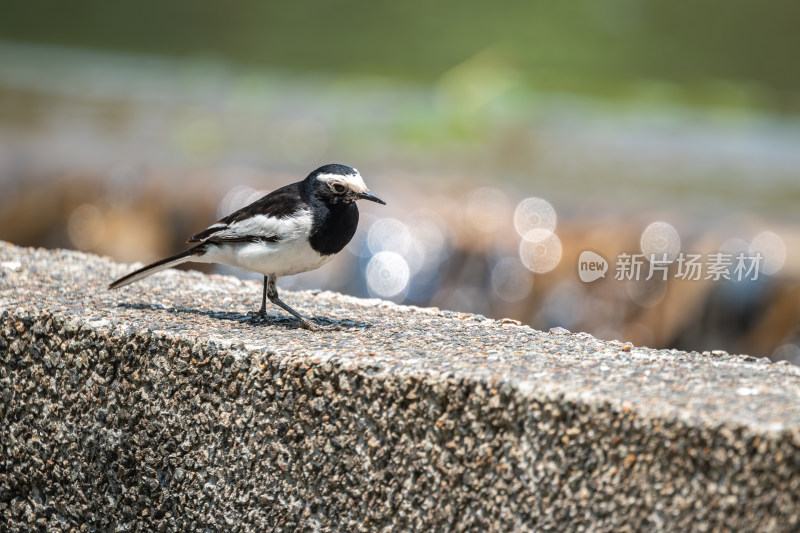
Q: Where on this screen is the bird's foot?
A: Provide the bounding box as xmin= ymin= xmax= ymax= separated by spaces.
xmin=244 ymin=308 xmax=270 ymax=322
xmin=297 ymin=316 xmax=342 ymax=331
xmin=250 ymin=303 xmax=341 ymax=331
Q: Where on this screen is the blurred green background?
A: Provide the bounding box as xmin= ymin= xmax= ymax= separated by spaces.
xmin=1 ymin=1 xmax=799 ymax=360
xmin=3 ymin=0 xmax=800 ymax=107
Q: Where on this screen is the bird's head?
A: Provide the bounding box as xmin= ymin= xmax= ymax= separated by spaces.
xmin=306 ymin=164 xmax=386 ymax=206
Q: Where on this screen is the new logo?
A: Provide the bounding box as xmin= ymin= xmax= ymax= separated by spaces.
xmin=578 ymin=251 xmax=608 ymax=282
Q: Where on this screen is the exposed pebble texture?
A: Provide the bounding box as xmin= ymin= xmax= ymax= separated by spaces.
xmin=2 ymin=241 xmax=800 ymax=532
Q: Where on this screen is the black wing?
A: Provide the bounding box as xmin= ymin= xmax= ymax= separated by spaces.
xmin=188 ymin=181 xmax=306 ymax=243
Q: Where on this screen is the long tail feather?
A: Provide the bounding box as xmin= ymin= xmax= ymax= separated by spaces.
xmin=108 ymin=245 xmax=206 ymax=290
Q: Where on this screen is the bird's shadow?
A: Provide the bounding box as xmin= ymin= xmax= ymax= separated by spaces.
xmin=118 ymin=302 xmax=372 ymax=330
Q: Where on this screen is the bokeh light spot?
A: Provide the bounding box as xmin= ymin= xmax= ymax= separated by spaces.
xmin=751 ymin=230 xmax=786 ymax=275
xmin=67 ymin=203 xmax=105 ymax=250
xmin=514 ymin=197 xmax=557 ymax=240
xmin=519 ymin=230 xmax=562 ymax=273
xmin=719 ymin=238 xmax=751 ymax=256
xmin=491 ymin=257 xmax=533 ymax=302
xmin=640 ymin=221 xmax=680 ymax=262
xmin=218 ymin=185 xmax=265 ymax=219
xmin=367 ymin=218 xmax=412 ymax=255
xmin=366 ymin=251 xmax=410 ymax=298
xmin=407 ymin=215 xmax=450 ymax=264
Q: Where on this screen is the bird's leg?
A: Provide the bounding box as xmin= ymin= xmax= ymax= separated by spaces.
xmin=259 ymin=275 xmax=268 ymax=315
xmin=265 ymin=273 xmax=320 ymax=331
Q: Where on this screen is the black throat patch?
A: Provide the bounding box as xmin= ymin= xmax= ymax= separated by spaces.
xmin=307 ymin=201 xmax=360 ymax=256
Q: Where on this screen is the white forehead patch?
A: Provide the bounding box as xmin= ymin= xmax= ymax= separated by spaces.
xmin=317 ymin=171 xmax=368 ymax=193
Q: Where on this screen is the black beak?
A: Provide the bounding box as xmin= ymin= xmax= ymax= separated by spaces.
xmin=357 ymin=190 xmax=386 ymax=205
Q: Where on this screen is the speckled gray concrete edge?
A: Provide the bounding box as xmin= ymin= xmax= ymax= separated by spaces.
xmin=2 ymin=242 xmax=800 ymax=532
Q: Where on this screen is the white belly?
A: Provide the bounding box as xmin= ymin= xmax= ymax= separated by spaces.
xmin=201 ymin=237 xmax=335 ymax=277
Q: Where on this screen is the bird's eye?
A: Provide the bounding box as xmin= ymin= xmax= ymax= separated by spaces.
xmin=332 ymin=184 xmax=347 ymax=193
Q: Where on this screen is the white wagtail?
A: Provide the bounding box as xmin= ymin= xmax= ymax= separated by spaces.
xmin=109 ymin=164 xmax=385 ymax=330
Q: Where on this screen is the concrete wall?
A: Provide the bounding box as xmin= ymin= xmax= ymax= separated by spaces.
xmin=2 ymin=242 xmax=800 ymax=532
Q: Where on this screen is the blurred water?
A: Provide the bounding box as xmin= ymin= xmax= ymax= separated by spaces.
xmin=1 ymin=42 xmax=799 ymax=360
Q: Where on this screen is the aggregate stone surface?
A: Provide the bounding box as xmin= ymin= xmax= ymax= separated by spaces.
xmin=1 ymin=241 xmax=800 ymax=532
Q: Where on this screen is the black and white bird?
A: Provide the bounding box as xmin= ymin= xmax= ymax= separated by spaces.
xmin=109 ymin=164 xmax=385 ymax=330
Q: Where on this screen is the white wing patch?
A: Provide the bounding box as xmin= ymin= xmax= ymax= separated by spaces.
xmin=202 ymin=210 xmax=313 ymax=242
